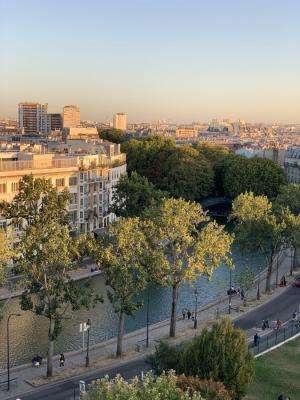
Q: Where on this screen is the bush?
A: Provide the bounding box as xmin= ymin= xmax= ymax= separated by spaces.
xmin=148 ymin=319 xmax=254 ymax=400
xmin=82 ymin=371 xmax=206 ymax=400
xmin=178 ymin=376 xmax=232 ymax=400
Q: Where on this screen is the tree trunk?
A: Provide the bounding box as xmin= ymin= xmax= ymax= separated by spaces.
xmin=257 ymin=281 xmax=260 ymax=300
xmin=290 ymin=247 xmax=295 ymax=276
xmin=47 ymin=318 xmax=55 ymax=378
xmin=116 ymin=311 xmax=125 ymax=357
xmin=265 ymin=252 xmax=274 ymax=293
xmin=169 ymin=283 xmax=179 ymax=338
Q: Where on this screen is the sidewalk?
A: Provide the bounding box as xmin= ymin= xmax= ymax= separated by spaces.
xmin=0 ymin=248 xmax=297 ymax=399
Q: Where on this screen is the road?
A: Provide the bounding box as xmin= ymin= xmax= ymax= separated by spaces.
xmin=9 ymin=284 xmax=300 ymax=400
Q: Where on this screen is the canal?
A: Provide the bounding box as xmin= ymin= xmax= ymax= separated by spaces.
xmin=0 ymin=245 xmax=264 ymax=369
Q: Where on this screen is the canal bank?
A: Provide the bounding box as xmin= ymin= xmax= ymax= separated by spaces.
xmin=0 ymin=248 xmax=297 ymax=400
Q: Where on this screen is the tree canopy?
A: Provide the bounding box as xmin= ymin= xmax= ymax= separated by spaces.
xmin=98 ymin=128 xmax=129 ymax=144
xmin=222 ymin=156 xmax=286 ymax=199
xmin=110 ymin=171 xmax=167 ymax=218
xmin=275 ymin=183 xmax=300 ymax=215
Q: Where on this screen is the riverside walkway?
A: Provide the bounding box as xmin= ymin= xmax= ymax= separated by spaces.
xmin=1 ymin=248 xmax=298 ymax=400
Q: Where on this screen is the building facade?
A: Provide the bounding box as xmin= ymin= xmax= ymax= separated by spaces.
xmin=0 ymin=139 xmax=126 ymax=234
xmin=284 ymin=148 xmax=300 ymax=183
xmin=18 ymin=102 xmax=49 ymax=134
xmin=63 ymin=105 xmax=80 ymax=128
xmin=113 ymin=113 xmax=127 ymax=131
xmin=48 ymin=113 xmax=63 ymax=131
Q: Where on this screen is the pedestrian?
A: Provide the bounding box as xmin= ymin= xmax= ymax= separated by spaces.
xmin=265 ymin=319 xmax=269 ymax=329
xmin=182 ymin=308 xmax=186 ymax=320
xmin=262 ymin=320 xmax=266 ymax=330
xmin=276 ymin=319 xmax=282 ymax=330
xmin=253 ymin=333 xmax=259 ymax=347
xmin=59 ymin=353 xmax=65 ymax=367
xmin=277 ymin=395 xmax=284 ymax=400
xmin=292 ymin=311 xmax=297 ymax=320
xmin=187 ymin=309 xmax=191 ymax=320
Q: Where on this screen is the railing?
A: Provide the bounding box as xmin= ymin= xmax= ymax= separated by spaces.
xmin=0 ymin=158 xmax=78 ymax=172
xmin=250 ymin=321 xmax=300 ymax=356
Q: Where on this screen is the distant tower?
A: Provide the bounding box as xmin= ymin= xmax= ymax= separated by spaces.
xmin=113 ymin=113 xmax=127 ymax=131
xmin=63 ymin=105 xmax=80 ymax=128
xmin=18 ymin=102 xmax=48 ymax=134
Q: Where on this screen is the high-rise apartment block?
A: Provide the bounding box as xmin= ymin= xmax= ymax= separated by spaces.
xmin=63 ymin=105 xmax=80 ymax=128
xmin=18 ymin=102 xmax=49 ymax=134
xmin=113 ymin=113 xmax=127 ymax=131
xmin=48 ymin=113 xmax=63 ymax=131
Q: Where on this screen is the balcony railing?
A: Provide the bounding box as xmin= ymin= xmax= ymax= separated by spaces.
xmin=0 ymin=158 xmax=78 ymax=172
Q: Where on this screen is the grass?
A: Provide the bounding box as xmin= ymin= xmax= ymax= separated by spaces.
xmin=246 ymin=336 xmax=300 ymax=400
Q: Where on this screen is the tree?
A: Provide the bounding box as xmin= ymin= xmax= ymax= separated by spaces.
xmin=231 ymin=192 xmax=300 ymax=293
xmin=98 ymin=128 xmax=129 ymax=144
xmin=90 ymin=217 xmax=159 ymax=357
xmin=275 ymin=183 xmax=300 ymax=215
xmin=177 ymin=376 xmax=232 ymax=400
xmin=82 ymin=371 xmax=205 ymax=400
xmin=18 ymin=221 xmax=101 ymax=377
xmin=122 ymin=138 xmax=215 ymax=201
xmin=145 ymin=198 xmax=233 ymax=337
xmin=223 ymin=156 xmax=286 ymax=199
xmin=0 ymin=229 xmax=13 ymax=287
xmin=235 ymin=266 xmax=255 ymax=305
xmin=110 ymin=171 xmax=167 ymax=218
xmin=150 ymin=319 xmax=254 ymax=400
xmin=0 ymin=174 xmax=70 ymax=227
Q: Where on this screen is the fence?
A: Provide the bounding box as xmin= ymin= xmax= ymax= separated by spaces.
xmin=250 ymin=321 xmax=300 ymax=356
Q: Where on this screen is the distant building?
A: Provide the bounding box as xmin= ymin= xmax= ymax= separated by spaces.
xmin=175 ymin=126 xmax=197 ymax=139
xmin=113 ymin=113 xmax=127 ymax=131
xmin=48 ymin=113 xmax=63 ymax=131
xmin=62 ymin=127 xmax=99 ymax=140
xmin=63 ymin=105 xmax=80 ymax=128
xmin=284 ymin=148 xmax=300 ymax=183
xmin=18 ymin=102 xmax=48 ymax=135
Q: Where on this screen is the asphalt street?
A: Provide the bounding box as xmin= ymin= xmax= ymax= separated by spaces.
xmin=9 ymin=284 xmax=300 ymax=400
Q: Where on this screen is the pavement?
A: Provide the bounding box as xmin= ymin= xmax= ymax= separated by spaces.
xmin=1 ymin=248 xmax=299 ymax=400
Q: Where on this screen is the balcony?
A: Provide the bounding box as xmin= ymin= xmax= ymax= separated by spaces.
xmin=0 ymin=157 xmax=78 ymax=172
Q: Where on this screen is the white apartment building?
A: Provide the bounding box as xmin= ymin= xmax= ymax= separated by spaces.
xmin=63 ymin=105 xmax=80 ymax=128
xmin=0 ymin=139 xmax=126 ymax=234
xmin=284 ymin=148 xmax=300 ymax=183
xmin=113 ymin=113 xmax=127 ymax=131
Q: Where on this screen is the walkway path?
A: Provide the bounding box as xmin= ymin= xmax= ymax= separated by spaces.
xmin=1 ymin=248 xmax=298 ymax=400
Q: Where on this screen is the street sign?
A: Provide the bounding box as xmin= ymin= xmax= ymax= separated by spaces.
xmin=79 ymin=322 xmax=89 ymax=332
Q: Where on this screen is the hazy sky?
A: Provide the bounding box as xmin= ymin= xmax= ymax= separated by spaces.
xmin=1 ymin=0 xmax=299 ymax=123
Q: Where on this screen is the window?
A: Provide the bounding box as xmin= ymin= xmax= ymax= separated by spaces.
xmin=56 ymin=178 xmax=65 ymax=187
xmin=0 ymin=183 xmax=7 ymax=194
xmin=11 ymin=182 xmax=19 ymax=192
xmin=69 ymin=177 xmax=77 ymax=186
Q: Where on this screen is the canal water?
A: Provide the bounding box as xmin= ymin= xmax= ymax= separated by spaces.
xmin=0 ymin=246 xmax=264 ymax=369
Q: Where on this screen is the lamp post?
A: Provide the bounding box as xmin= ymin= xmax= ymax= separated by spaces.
xmin=228 ymin=269 xmax=232 ymax=315
xmin=146 ymin=287 xmax=150 ymax=347
xmin=7 ymin=313 xmax=21 ymax=391
xmin=194 ymin=288 xmax=198 ymax=329
xmin=85 ymin=319 xmax=91 ymax=367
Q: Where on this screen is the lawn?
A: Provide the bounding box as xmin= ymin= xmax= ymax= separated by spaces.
xmin=246 ymin=336 xmax=300 ymax=400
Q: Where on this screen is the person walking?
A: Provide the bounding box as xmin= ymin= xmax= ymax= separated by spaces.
xmin=187 ymin=309 xmax=191 ymax=320
xmin=182 ymin=308 xmax=186 ymax=320
xmin=59 ymin=353 xmax=65 ymax=367
xmin=253 ymin=333 xmax=260 ymax=347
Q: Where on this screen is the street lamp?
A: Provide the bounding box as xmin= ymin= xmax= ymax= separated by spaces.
xmin=85 ymin=319 xmax=91 ymax=367
xmin=146 ymin=287 xmax=150 ymax=347
xmin=194 ymin=288 xmax=198 ymax=329
xmin=228 ymin=269 xmax=232 ymax=315
xmin=7 ymin=313 xmax=21 ymax=391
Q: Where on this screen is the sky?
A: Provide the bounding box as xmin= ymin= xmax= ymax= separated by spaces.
xmin=0 ymin=0 xmax=299 ymax=123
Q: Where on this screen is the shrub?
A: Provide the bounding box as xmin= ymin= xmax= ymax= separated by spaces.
xmin=178 ymin=375 xmax=232 ymax=400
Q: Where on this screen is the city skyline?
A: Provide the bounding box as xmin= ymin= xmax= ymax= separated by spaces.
xmin=1 ymin=0 xmax=300 ymax=123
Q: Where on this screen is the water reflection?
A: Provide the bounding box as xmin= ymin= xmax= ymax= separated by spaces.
xmin=0 ymin=248 xmax=263 ymax=369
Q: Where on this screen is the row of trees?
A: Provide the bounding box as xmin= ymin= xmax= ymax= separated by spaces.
xmin=99 ymin=133 xmax=287 ymax=201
